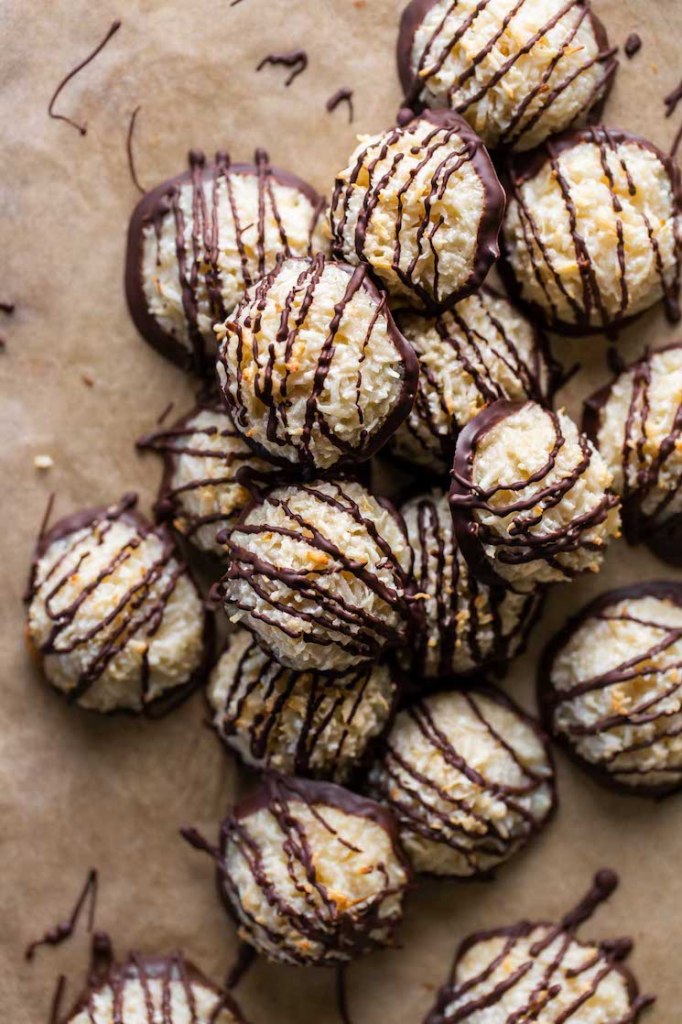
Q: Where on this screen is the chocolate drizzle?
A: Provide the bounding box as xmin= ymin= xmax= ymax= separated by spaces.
xmin=209 ymin=631 xmax=398 ymax=782
xmin=125 ymin=150 xmax=327 ymax=375
xmin=397 ymin=0 xmax=617 ymax=151
xmin=583 ymin=343 xmax=682 ymax=562
xmin=500 ymin=126 xmax=682 ymax=333
xmin=216 ymin=254 xmax=419 ymax=471
xmin=329 ymin=108 xmax=505 ymax=314
xmin=624 ymin=33 xmax=642 ymax=58
xmin=326 ymin=88 xmax=354 ymax=123
xmin=426 ymin=870 xmax=654 ymax=1023
xmin=25 ymin=493 xmax=212 ymax=715
xmin=256 ymin=50 xmax=308 ymax=87
xmin=219 ymin=479 xmax=412 ymax=667
xmin=369 ymin=687 xmax=555 ymax=877
xmin=450 ymin=400 xmax=620 ymax=590
xmin=26 ymin=869 xmax=98 ymax=961
xmin=126 ymin=105 xmax=144 ymax=195
xmin=137 ymin=398 xmax=275 ymax=556
xmin=538 ymin=581 xmax=682 ymax=797
xmin=64 ymin=944 xmax=247 ymax=1024
xmin=47 ymin=19 xmax=121 ymax=136
xmin=193 ymin=773 xmax=410 ymax=966
xmin=402 ymin=491 xmax=543 ymax=680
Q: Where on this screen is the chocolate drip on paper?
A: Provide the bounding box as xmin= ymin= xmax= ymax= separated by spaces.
xmin=405 ymin=493 xmax=542 ymax=679
xmin=217 ymin=254 xmax=418 ymax=470
xmin=426 ymin=870 xmax=654 ymax=1023
xmin=326 ymin=88 xmax=354 ymax=123
xmin=25 ymin=493 xmax=210 ymax=713
xmin=370 ymin=688 xmax=555 ymax=877
xmin=538 ymin=581 xmax=682 ymax=797
xmin=398 ymin=0 xmax=617 ymax=151
xmin=219 ymin=479 xmax=411 ymax=663
xmin=212 ymin=633 xmax=397 ymax=782
xmin=624 ymin=33 xmax=642 ymax=58
xmin=583 ymin=344 xmax=682 ymax=561
xmin=126 ymin=105 xmax=145 ymax=195
xmin=329 ymin=109 xmax=504 ymax=313
xmin=184 ymin=773 xmax=409 ymax=966
xmin=450 ymin=401 xmax=620 ymax=590
xmin=26 ymin=869 xmax=98 ymax=961
xmin=502 ymin=126 xmax=682 ymax=333
xmin=125 ymin=149 xmax=326 ymax=375
xmin=256 ymin=50 xmax=308 ymax=87
xmin=47 ymin=19 xmax=121 ymax=135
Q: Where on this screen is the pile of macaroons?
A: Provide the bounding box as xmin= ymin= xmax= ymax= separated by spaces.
xmin=27 ymin=1 xmax=681 ymax=1021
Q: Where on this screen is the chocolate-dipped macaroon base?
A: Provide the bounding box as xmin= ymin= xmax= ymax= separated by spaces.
xmin=330 ymin=109 xmax=504 ymax=314
xmin=25 ymin=493 xmax=212 ymax=715
xmin=125 ymin=148 xmax=329 ymax=375
xmin=500 ymin=127 xmax=681 ymax=335
xmin=398 ymin=0 xmax=617 ymax=152
xmin=539 ymin=581 xmax=682 ymax=797
xmin=425 ymin=870 xmax=654 ymax=1023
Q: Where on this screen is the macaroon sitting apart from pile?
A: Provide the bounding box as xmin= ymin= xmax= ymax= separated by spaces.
xmin=25 ymin=0 xmax=682 ymax=1016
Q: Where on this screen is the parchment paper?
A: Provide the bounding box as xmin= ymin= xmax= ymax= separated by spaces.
xmin=2 ymin=1 xmax=682 ymax=1021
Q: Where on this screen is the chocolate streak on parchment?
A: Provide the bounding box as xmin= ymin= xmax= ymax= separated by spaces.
xmin=47 ymin=19 xmax=121 ymax=135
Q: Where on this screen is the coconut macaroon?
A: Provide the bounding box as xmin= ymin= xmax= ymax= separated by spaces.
xmin=204 ymin=775 xmax=410 ymax=966
xmin=218 ymin=478 xmax=412 ymax=671
xmin=125 ymin=148 xmax=329 ymax=375
xmin=450 ymin=400 xmax=621 ymax=592
xmin=137 ymin=399 xmax=274 ymax=557
xmin=390 ymin=289 xmax=554 ymax=474
xmin=584 ymin=344 xmax=682 ymax=565
xmin=65 ymin=947 xmax=245 ymax=1024
xmin=329 ymin=109 xmax=504 ymax=313
xmin=25 ymin=494 xmax=210 ymax=714
xmin=368 ymin=689 xmax=554 ymax=878
xmin=425 ymin=870 xmax=654 ymax=1024
xmin=216 ymin=255 xmax=418 ymax=471
xmin=208 ymin=629 xmax=398 ymax=782
xmin=401 ymin=491 xmax=542 ymax=679
xmin=397 ymin=0 xmax=617 ymax=153
xmin=539 ymin=582 xmax=682 ymax=797
xmin=501 ymin=127 xmax=682 ymax=333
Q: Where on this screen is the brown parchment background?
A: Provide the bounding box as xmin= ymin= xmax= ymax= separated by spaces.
xmin=2 ymin=0 xmax=682 ymax=1021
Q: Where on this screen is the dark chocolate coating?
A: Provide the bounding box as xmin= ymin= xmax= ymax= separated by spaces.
xmin=125 ymin=149 xmax=326 ymax=375
xmin=368 ymin=685 xmax=556 ymax=879
xmin=583 ymin=343 xmax=682 ymax=565
xmin=425 ymin=869 xmax=654 ymax=1023
xmin=538 ymin=580 xmax=682 ymax=798
xmin=397 ymin=0 xmax=616 ymax=151
xmin=330 ymin=108 xmax=505 ymax=315
xmin=215 ymin=773 xmax=411 ymax=966
xmin=216 ymin=254 xmax=420 ymax=472
xmin=499 ymin=126 xmax=682 ymax=335
xmin=449 ymin=400 xmax=620 ymax=590
xmin=25 ymin=493 xmax=213 ymax=717
xmin=218 ymin=479 xmax=413 ymax=666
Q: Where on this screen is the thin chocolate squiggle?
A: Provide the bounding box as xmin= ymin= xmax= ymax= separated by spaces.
xmin=47 ymin=20 xmax=121 ymax=135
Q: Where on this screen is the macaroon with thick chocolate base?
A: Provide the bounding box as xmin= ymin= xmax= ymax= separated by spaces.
xmin=217 ymin=477 xmax=413 ymax=672
xmin=137 ymin=397 xmax=276 ymax=558
xmin=389 ymin=288 xmax=555 ymax=475
xmin=539 ymin=581 xmax=682 ymax=797
xmin=125 ymin=148 xmax=329 ymax=375
xmin=450 ymin=400 xmax=621 ymax=592
xmin=368 ymin=687 xmax=555 ymax=878
xmin=424 ymin=869 xmax=654 ymax=1023
xmin=329 ymin=108 xmax=504 ymax=314
xmin=500 ymin=126 xmax=682 ymax=335
xmin=208 ymin=629 xmax=399 ymax=783
xmin=397 ymin=0 xmax=617 ymax=153
xmin=401 ymin=490 xmax=543 ymax=680
xmin=181 ymin=774 xmax=410 ymax=967
xmin=25 ymin=493 xmax=211 ymax=714
xmin=63 ymin=935 xmax=246 ymax=1024
xmin=583 ymin=343 xmax=682 ymax=566
xmin=215 ymin=254 xmax=419 ymax=472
